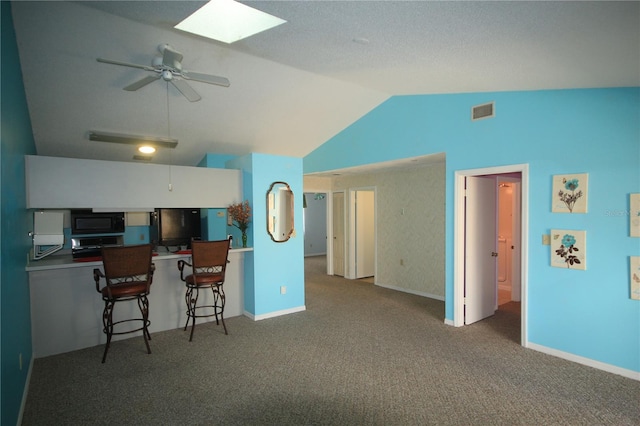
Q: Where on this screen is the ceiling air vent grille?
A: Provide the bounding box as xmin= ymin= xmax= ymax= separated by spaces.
xmin=133 ymin=155 xmax=153 ymax=162
xmin=472 ymin=102 xmax=495 ymax=121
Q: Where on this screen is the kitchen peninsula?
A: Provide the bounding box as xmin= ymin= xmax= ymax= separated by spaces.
xmin=24 ymin=154 xmax=250 ymax=358
xmin=26 ymin=247 xmax=252 ymax=358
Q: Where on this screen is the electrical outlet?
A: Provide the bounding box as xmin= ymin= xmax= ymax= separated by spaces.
xmin=280 ymin=286 xmax=287 ymax=295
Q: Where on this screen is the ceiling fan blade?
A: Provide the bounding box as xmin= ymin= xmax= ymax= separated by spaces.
xmin=161 ymin=45 xmax=183 ymax=70
xmin=97 ymin=57 xmax=154 ymax=71
xmin=182 ymin=71 xmax=230 ymax=88
xmin=171 ymin=79 xmax=201 ymax=102
xmin=124 ymin=75 xmax=161 ymax=91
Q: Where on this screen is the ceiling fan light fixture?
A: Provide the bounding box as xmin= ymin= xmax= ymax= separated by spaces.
xmin=88 ymin=131 xmax=178 ymax=149
xmin=174 ymin=0 xmax=286 ymax=44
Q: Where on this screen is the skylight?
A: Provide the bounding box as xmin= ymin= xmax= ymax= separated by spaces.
xmin=174 ymin=0 xmax=286 ymax=44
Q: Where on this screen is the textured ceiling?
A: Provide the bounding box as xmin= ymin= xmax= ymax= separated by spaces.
xmin=10 ymin=1 xmax=640 ymax=169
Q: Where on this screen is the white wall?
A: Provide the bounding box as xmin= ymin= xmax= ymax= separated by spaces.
xmin=330 ymin=162 xmax=445 ymax=299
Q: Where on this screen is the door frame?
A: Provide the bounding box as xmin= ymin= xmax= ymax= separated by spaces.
xmin=453 ymin=163 xmax=529 ymax=347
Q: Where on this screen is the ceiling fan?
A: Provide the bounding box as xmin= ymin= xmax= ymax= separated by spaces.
xmin=97 ymin=44 xmax=230 ymax=102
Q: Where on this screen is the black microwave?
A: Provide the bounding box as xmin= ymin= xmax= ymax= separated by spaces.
xmin=70 ymin=210 xmax=125 ymax=235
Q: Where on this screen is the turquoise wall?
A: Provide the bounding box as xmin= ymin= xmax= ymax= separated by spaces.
xmin=228 ymin=153 xmax=304 ymax=317
xmin=1 ymin=3 xmax=38 ymax=424
xmin=225 ymin=154 xmax=255 ymax=313
xmin=304 ymin=88 xmax=640 ymax=373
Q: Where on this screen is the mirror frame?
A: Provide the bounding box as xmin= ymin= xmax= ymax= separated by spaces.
xmin=266 ymin=181 xmax=294 ymax=243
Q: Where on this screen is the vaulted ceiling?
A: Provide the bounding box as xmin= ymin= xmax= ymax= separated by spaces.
xmin=10 ymin=1 xmax=639 ymax=167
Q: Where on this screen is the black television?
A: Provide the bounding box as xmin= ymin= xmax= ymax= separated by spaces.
xmin=150 ymin=208 xmax=201 ymax=249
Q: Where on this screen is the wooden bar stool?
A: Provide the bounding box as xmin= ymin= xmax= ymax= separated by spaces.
xmin=93 ymin=244 xmax=155 ymax=363
xmin=177 ymin=239 xmax=231 ymax=341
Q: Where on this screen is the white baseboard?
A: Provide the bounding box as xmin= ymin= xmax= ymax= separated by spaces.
xmin=444 ymin=318 xmax=455 ymax=326
xmin=244 ymin=305 xmax=306 ymax=321
xmin=527 ymin=342 xmax=639 ymax=381
xmin=375 ymin=282 xmax=445 ymax=301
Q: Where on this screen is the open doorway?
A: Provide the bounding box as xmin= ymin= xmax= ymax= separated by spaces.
xmin=303 ymin=192 xmax=327 ymax=258
xmin=349 ymin=188 xmax=375 ymax=280
xmin=453 ymin=164 xmax=529 ymax=347
xmin=497 ymin=175 xmax=522 ymax=309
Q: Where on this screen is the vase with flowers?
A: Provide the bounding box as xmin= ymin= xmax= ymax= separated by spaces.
xmin=227 ymin=200 xmax=251 ymax=248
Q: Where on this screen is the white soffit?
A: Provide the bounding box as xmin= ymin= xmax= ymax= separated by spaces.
xmin=174 ymin=0 xmax=286 ymax=44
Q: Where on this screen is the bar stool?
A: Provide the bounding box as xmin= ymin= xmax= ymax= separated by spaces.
xmin=177 ymin=238 xmax=231 ymax=341
xmin=93 ymin=244 xmax=155 ymax=363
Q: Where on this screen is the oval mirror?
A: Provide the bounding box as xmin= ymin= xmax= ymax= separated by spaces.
xmin=267 ymin=181 xmax=294 ymax=243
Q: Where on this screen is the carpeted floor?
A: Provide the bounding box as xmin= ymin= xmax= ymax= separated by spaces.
xmin=21 ymin=256 xmax=639 ymax=425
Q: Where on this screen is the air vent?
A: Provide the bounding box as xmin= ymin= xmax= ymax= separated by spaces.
xmin=133 ymin=155 xmax=153 ymax=162
xmin=472 ymin=102 xmax=495 ymax=121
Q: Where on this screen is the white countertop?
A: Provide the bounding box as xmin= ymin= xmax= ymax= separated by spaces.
xmin=26 ymin=247 xmax=252 ymax=272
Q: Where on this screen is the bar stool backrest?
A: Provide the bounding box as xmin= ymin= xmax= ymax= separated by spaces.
xmin=190 ymin=239 xmax=231 ymax=279
xmin=102 ymin=244 xmax=154 ymax=288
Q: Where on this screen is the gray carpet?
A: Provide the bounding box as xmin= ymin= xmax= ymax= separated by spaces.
xmin=22 ymin=256 xmax=639 ymax=425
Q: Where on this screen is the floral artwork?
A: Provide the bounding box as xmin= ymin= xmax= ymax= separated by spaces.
xmin=631 ymin=194 xmax=640 ymax=238
xmin=631 ymin=256 xmax=640 ymax=300
xmin=551 ymin=229 xmax=586 ymax=270
xmin=552 ymin=173 xmax=588 ymax=213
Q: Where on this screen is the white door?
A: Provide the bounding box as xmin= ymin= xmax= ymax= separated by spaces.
xmin=355 ymin=190 xmax=375 ymax=278
xmin=465 ymin=176 xmax=497 ymax=324
xmin=332 ymin=192 xmax=345 ymax=276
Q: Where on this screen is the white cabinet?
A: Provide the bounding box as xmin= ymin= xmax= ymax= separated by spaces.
xmin=25 ymin=155 xmax=242 ymax=209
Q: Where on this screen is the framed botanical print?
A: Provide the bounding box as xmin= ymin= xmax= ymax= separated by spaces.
xmin=631 ymin=194 xmax=640 ymax=237
xmin=552 ymin=173 xmax=588 ymax=213
xmin=631 ymin=256 xmax=640 ymax=300
xmin=551 ymin=229 xmax=586 ymax=270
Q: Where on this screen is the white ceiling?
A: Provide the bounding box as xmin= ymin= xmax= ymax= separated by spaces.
xmin=10 ymin=1 xmax=640 ymax=169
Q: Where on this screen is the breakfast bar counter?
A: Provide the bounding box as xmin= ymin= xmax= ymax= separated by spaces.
xmin=27 ymin=248 xmax=252 ymax=358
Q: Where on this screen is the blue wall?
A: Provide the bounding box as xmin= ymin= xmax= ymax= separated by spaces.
xmin=1 ymin=3 xmax=38 ymax=424
xmin=305 ymin=88 xmax=640 ymax=373
xmin=228 ymin=153 xmax=304 ymax=317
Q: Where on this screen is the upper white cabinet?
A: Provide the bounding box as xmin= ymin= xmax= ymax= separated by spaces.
xmin=25 ymin=155 xmax=242 ymax=209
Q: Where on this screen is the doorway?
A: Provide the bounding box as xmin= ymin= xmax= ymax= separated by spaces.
xmin=349 ymin=188 xmax=376 ymax=280
xmin=497 ymin=176 xmax=522 ymax=306
xmin=453 ymin=164 xmax=529 ymax=347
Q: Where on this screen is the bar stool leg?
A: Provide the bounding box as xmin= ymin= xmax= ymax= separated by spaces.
xmin=138 ymin=295 xmax=151 ymax=354
xmin=188 ymin=287 xmax=200 ymax=342
xmin=102 ymin=301 xmax=114 ymax=363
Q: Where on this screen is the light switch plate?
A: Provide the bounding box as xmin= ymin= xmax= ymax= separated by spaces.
xmin=542 ymin=234 xmax=551 ymax=245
